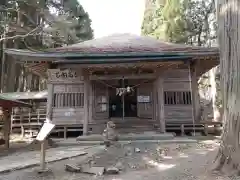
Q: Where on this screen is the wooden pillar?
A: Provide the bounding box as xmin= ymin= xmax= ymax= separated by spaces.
xmin=88 ymin=81 xmax=93 ymax=125
xmin=3 ymin=108 xmax=11 ymax=149
xmin=64 ymin=126 xmax=67 ymax=139
xmin=157 ymin=76 xmax=165 ymax=133
xmin=40 ymin=140 xmax=46 ymax=170
xmin=20 ymin=108 xmax=25 ymax=137
xmin=153 ymin=80 xmax=157 ymax=122
xmin=46 ymin=83 xmax=54 ymax=123
xmin=83 ymin=79 xmax=90 ymax=135
xmin=190 ymin=62 xmax=199 ymax=122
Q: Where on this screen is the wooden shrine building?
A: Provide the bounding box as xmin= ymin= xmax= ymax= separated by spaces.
xmin=5 ymin=34 xmax=219 ymax=135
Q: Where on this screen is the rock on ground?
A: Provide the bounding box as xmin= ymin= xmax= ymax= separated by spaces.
xmin=65 ymin=164 xmax=81 ymax=173
xmin=105 ymin=167 xmax=119 ymax=174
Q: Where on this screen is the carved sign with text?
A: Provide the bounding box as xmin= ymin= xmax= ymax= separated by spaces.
xmin=47 ymin=69 xmax=84 ymax=82
xmin=55 ymin=71 xmax=77 ymax=78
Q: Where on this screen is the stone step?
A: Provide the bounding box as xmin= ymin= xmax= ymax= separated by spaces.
xmin=59 ymin=138 xmax=197 ymax=147
xmin=76 ymin=133 xmax=174 ymax=141
xmin=116 ymin=126 xmax=158 ymax=134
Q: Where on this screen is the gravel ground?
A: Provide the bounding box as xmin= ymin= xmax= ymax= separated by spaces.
xmin=0 ymin=140 xmax=239 ymax=180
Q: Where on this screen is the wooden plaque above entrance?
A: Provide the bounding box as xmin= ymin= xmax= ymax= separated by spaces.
xmin=47 ymin=69 xmax=84 ymax=83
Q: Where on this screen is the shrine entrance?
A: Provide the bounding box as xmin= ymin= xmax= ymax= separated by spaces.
xmin=109 ymin=79 xmax=137 ymax=118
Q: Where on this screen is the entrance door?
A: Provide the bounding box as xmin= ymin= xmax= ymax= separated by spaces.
xmin=109 ymin=90 xmax=122 ymax=117
xmin=124 ymin=90 xmax=137 ymax=117
xmin=109 ymin=80 xmax=137 ymax=118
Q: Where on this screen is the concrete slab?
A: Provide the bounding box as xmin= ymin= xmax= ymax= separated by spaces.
xmin=0 ymin=146 xmax=103 ymax=174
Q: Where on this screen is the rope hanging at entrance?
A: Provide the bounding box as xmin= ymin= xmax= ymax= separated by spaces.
xmin=116 ymin=87 xmax=134 ymax=96
xmin=92 ymin=75 xmax=154 ymax=96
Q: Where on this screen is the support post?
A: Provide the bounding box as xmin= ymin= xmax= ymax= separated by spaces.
xmin=153 ymin=80 xmax=157 ymax=122
xmin=64 ymin=126 xmax=67 ymax=139
xmin=39 ymin=83 xmax=53 ymax=172
xmin=190 ymin=62 xmax=198 ymax=123
xmin=40 ymin=140 xmax=46 ymax=170
xmin=181 ymin=124 xmax=185 ymax=136
xmin=88 ymin=81 xmax=93 ymax=124
xmin=157 ymin=76 xmax=165 ymax=133
xmin=46 ymin=83 xmax=54 ymax=123
xmin=83 ymin=78 xmax=89 ymax=135
xmin=3 ymin=108 xmax=11 ymax=149
xmin=20 ymin=108 xmax=25 ymax=137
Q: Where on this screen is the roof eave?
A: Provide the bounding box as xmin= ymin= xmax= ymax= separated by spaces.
xmin=55 ymin=55 xmax=193 ymax=64
xmin=5 ymin=48 xmax=219 ymax=60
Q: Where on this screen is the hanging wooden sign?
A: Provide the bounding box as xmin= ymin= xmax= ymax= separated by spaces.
xmin=55 ymin=71 xmax=77 ymax=78
xmin=47 ymin=69 xmax=84 ymax=82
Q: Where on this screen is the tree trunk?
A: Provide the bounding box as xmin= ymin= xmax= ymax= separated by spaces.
xmin=1 ymin=28 xmax=6 ymax=92
xmin=215 ymin=0 xmax=240 ymax=173
xmin=15 ymin=64 xmax=22 ymax=91
xmin=210 ymin=67 xmax=220 ymax=121
xmin=6 ymin=58 xmax=17 ymax=92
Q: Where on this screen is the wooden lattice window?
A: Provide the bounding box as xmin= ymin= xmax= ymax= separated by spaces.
xmin=96 ymin=96 xmax=107 ymax=112
xmin=164 ymin=91 xmax=192 ymax=105
xmin=53 ymin=93 xmax=84 ymax=108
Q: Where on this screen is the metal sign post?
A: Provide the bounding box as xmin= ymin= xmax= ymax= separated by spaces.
xmin=36 ymin=121 xmax=55 ymax=173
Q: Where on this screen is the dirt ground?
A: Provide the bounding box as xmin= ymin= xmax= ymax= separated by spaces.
xmin=0 ymin=136 xmax=57 ymax=158
xmin=0 ymin=139 xmax=240 ymax=180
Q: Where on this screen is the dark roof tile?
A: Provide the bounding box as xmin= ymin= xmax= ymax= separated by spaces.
xmin=50 ymin=33 xmax=218 ymax=54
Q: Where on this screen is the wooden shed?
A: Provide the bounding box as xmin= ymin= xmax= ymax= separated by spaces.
xmin=5 ymin=34 xmax=219 ymax=136
xmin=0 ymin=95 xmax=31 ymax=148
xmin=0 ymin=91 xmax=47 ymax=136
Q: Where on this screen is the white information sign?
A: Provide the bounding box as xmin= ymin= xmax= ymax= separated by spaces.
xmin=36 ymin=122 xmax=55 ymax=141
xmin=137 ymin=96 xmax=150 ymax=103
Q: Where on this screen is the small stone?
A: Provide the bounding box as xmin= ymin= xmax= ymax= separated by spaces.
xmin=65 ymin=164 xmax=81 ymax=173
xmin=105 ymin=167 xmax=119 ymax=174
xmin=135 ymin=148 xmax=141 ymax=153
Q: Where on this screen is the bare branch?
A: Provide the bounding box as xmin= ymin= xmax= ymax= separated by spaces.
xmin=0 ymin=25 xmax=42 ymax=42
xmin=0 ymin=7 xmax=37 ymax=25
